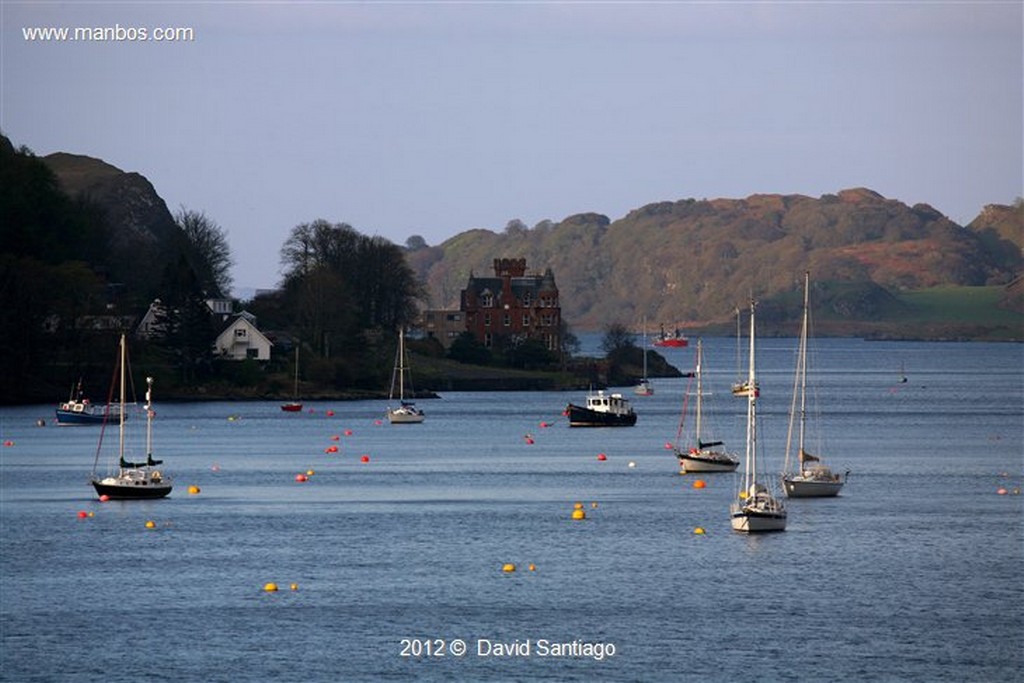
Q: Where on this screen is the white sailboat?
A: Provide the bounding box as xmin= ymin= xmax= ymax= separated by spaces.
xmin=731 ymin=306 xmax=759 ymax=398
xmin=634 ymin=318 xmax=654 ymax=396
xmin=386 ymin=328 xmax=425 ymax=424
xmin=781 ymin=272 xmax=846 ymax=498
xmin=91 ymin=335 xmax=172 ymax=499
xmin=730 ymin=302 xmax=786 ymax=532
xmin=281 ymin=344 xmax=302 ymax=412
xmin=675 ymin=339 xmax=739 ymax=472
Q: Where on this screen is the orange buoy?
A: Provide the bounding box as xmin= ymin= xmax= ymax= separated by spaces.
xmin=693 ymin=479 xmax=707 ymax=489
xmin=295 ymin=474 xmax=308 ymax=482
xmin=98 ymin=494 xmax=110 ymax=502
xmin=360 ymin=455 xmax=370 ymax=463
xmin=77 ymin=510 xmax=88 ymax=518
xmin=188 ymin=485 xmax=200 ymax=495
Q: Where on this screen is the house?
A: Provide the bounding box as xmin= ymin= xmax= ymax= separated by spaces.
xmin=214 ymin=312 xmax=273 ymax=361
xmin=135 ymin=299 xmax=169 ymax=339
xmin=420 ymin=309 xmax=467 ymax=349
xmin=460 ymin=257 xmax=561 ymax=352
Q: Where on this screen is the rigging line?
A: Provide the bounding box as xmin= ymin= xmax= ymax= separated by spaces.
xmin=674 ymin=357 xmax=697 ymax=446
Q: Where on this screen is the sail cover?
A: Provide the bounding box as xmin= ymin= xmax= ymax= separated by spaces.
xmin=799 ymin=449 xmax=820 ymax=463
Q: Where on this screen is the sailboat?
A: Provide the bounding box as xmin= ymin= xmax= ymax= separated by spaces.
xmin=781 ymin=272 xmax=846 ymax=498
xmin=731 ymin=306 xmax=759 ymax=397
xmin=91 ymin=335 xmax=172 ymax=500
xmin=386 ymin=328 xmax=425 ymax=424
xmin=634 ymin=319 xmax=654 ymax=396
xmin=674 ymin=339 xmax=739 ymax=472
xmin=730 ymin=302 xmax=786 ymax=532
xmin=281 ymin=344 xmax=303 ymax=412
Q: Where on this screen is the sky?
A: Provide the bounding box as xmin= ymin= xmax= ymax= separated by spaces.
xmin=2 ymin=1 xmax=1021 ymax=294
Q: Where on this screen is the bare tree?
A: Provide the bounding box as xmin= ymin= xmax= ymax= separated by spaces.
xmin=174 ymin=207 xmax=234 ymax=297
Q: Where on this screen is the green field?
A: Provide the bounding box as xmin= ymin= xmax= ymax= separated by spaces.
xmin=897 ymin=286 xmax=1021 ymax=325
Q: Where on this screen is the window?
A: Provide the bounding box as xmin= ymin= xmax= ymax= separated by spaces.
xmin=234 ymin=328 xmax=248 ymax=339
xmin=481 ymin=291 xmax=494 ymax=308
xmin=484 ymin=333 xmax=492 ymax=348
xmin=484 ymin=313 xmax=491 ymax=327
xmin=522 ymin=314 xmax=531 ymax=326
xmin=503 ymin=314 xmax=511 ymax=327
xmin=522 ymin=292 xmax=532 ymax=306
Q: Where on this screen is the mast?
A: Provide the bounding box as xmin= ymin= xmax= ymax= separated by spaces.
xmin=118 ymin=334 xmax=126 ymax=471
xmin=695 ymin=339 xmax=703 ymax=441
xmin=145 ymin=376 xmax=153 ymax=458
xmin=744 ymin=301 xmax=757 ymax=495
xmin=797 ymin=272 xmax=810 ymax=466
xmin=735 ymin=307 xmax=741 ymax=384
xmin=398 ymin=328 xmax=406 ymax=401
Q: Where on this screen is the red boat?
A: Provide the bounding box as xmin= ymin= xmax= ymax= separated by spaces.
xmin=653 ymin=324 xmax=688 ymax=348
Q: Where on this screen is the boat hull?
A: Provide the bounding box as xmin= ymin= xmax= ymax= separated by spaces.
xmin=677 ymin=450 xmax=739 ymax=473
xmin=56 ymin=410 xmax=108 ymax=425
xmin=565 ymin=403 xmax=636 ymax=427
xmin=782 ymin=476 xmax=844 ymax=498
xmin=730 ymin=504 xmax=787 ymax=532
xmin=280 ymin=403 xmax=303 ymax=412
xmin=653 ymin=339 xmax=687 ymax=348
xmin=633 ymin=382 xmax=653 ymax=396
xmin=92 ymin=477 xmax=172 ymax=500
xmin=387 ymin=406 xmax=425 ymax=424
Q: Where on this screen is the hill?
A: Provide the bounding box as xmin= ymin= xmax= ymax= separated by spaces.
xmin=407 ymin=189 xmax=1023 ymax=338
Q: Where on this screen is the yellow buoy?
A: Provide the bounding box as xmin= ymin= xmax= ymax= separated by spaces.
xmin=528 ymin=563 xmax=536 ymax=572
xmin=290 ymin=583 xmax=299 ymax=591
xmin=188 ymin=485 xmax=200 ymax=495
xmin=591 ymin=502 xmax=598 ymax=509
xmin=573 ymin=501 xmax=583 ymax=509
xmin=306 ymin=469 xmax=315 ymax=476
xmin=502 ymin=563 xmax=516 ymax=573
xmin=694 ymin=527 xmax=706 ymax=535
xmin=571 ymin=508 xmax=586 ymax=520
xmin=144 ymin=520 xmax=156 ymax=529
xmin=264 ymin=582 xmax=279 ymax=592
xmin=738 ymin=490 xmax=748 ymax=500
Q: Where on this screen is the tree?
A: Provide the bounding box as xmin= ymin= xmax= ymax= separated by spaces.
xmin=278 ymin=220 xmax=424 ymax=358
xmin=448 ymin=332 xmax=492 ymax=365
xmin=405 ymin=235 xmax=428 ymax=251
xmin=174 ymin=207 xmax=234 ymax=297
xmin=600 ymin=322 xmax=635 ymax=355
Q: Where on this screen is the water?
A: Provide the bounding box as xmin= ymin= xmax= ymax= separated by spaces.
xmin=1 ymin=339 xmax=1021 ymax=682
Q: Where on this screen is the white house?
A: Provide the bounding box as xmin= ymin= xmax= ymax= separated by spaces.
xmin=214 ymin=313 xmax=273 ymax=361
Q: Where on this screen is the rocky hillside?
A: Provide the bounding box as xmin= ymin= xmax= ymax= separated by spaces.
xmin=407 ymin=189 xmax=1022 ymax=332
